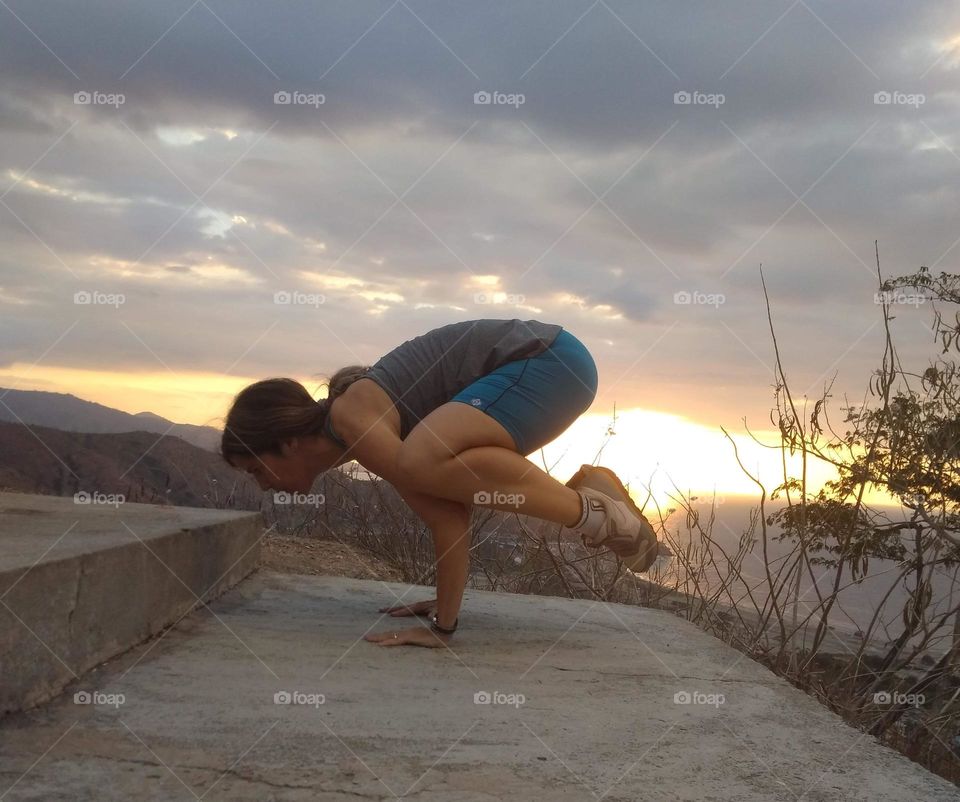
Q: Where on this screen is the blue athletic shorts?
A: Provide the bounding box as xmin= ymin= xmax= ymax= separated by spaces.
xmin=449 ymin=328 xmax=598 ymax=455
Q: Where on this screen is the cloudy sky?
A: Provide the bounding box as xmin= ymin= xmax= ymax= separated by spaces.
xmin=1 ymin=1 xmax=958 ymax=497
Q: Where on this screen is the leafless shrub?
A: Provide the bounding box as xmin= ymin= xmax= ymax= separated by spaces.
xmin=632 ymin=246 xmax=960 ymax=784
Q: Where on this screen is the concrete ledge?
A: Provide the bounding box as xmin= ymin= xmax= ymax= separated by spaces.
xmin=1 ymin=570 xmax=955 ymax=800
xmin=0 ymin=492 xmax=263 ymax=716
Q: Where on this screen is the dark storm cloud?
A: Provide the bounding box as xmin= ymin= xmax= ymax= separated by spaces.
xmin=1 ymin=1 xmax=955 ymax=145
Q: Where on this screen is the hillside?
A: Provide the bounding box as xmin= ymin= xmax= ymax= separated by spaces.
xmin=0 ymin=388 xmax=221 ymax=451
xmin=0 ymin=420 xmax=259 ymax=508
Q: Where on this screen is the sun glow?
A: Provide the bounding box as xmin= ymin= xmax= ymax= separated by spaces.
xmin=0 ymin=365 xmax=251 ymax=429
xmin=538 ymin=407 xmax=896 ymax=513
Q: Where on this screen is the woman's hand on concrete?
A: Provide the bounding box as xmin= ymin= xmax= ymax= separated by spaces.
xmin=364 ymin=626 xmax=451 ymax=648
xmin=378 ymin=599 xmax=437 ymax=618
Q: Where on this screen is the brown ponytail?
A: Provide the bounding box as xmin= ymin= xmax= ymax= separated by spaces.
xmin=220 ymin=366 xmax=369 ymax=465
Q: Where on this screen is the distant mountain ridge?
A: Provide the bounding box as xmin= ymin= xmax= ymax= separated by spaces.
xmin=0 ymin=419 xmax=372 ymax=525
xmin=0 ymin=387 xmax=221 ymax=451
xmin=0 ymin=420 xmax=259 ymax=508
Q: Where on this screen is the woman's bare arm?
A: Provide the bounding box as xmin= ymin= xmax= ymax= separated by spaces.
xmin=337 ymin=403 xmax=471 ymax=631
xmin=393 ymin=483 xmax=471 ymax=630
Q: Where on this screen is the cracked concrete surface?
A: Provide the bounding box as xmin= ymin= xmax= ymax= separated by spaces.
xmin=2 ymin=569 xmax=957 ymax=800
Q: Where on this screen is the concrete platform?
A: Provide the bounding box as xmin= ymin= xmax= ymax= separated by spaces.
xmin=0 ymin=492 xmax=263 ymax=716
xmin=1 ymin=570 xmax=956 ymax=801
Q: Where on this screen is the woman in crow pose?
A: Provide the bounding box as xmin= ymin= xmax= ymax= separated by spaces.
xmin=221 ymin=318 xmax=658 ymax=648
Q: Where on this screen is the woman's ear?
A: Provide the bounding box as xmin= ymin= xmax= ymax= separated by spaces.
xmin=279 ymin=437 xmax=299 ymax=457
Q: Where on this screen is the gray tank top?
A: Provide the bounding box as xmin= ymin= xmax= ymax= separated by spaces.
xmin=324 ymin=318 xmax=563 ymax=445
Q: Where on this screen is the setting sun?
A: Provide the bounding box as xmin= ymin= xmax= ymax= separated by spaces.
xmin=539 ymin=407 xmax=879 ymax=513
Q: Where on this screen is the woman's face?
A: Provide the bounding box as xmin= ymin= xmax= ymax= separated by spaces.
xmin=231 ymin=441 xmax=314 ymax=494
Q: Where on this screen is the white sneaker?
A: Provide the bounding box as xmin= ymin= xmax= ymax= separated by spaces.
xmin=566 ymin=465 xmax=659 ymax=573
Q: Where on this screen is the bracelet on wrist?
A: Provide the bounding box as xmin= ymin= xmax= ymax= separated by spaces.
xmin=430 ymin=613 xmax=458 ymax=635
